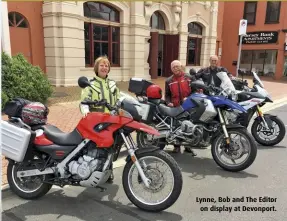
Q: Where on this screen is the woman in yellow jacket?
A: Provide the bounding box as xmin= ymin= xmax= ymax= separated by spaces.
xmin=80 ymin=56 xmax=120 ymax=182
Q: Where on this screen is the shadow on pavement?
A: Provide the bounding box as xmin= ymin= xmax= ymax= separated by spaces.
xmin=2 ymin=183 xmax=183 ymax=221
xmin=257 ymin=144 xmax=286 ymax=150
xmin=168 ymin=150 xmax=258 ymax=181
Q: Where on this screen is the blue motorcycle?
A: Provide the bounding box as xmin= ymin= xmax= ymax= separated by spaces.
xmin=128 ymin=79 xmax=258 ymax=172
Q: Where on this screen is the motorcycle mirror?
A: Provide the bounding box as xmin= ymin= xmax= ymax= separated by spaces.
xmin=78 ymin=76 xmax=91 ymax=88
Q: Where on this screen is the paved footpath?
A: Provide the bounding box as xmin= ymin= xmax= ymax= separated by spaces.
xmin=2 ymin=77 xmax=287 ymax=186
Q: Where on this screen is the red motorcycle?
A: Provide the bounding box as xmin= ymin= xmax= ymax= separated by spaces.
xmin=2 ymin=77 xmax=183 ymax=212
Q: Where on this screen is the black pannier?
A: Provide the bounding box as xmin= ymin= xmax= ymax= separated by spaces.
xmin=128 ymin=78 xmax=154 ymax=96
xmin=3 ymin=98 xmax=32 ymax=118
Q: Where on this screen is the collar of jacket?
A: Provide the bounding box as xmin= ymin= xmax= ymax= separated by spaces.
xmin=94 ymin=75 xmax=108 ymax=83
xmin=173 ymin=72 xmax=184 ymax=80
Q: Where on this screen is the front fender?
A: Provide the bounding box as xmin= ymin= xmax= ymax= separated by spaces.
xmin=125 ymin=146 xmax=160 ymax=162
xmin=254 ymin=114 xmax=276 ymax=128
xmin=210 ymin=124 xmax=245 ymax=143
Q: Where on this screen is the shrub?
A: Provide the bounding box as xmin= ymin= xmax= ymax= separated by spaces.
xmin=1 ymin=52 xmax=53 ymax=109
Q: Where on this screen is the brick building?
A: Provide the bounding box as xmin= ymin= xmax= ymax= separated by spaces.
xmin=218 ymin=1 xmax=287 ymax=79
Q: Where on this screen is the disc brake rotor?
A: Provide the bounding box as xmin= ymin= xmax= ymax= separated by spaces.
xmin=222 ymin=141 xmax=244 ymax=160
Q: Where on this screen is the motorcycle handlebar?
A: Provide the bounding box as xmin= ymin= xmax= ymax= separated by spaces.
xmin=81 ymin=99 xmax=117 ymax=112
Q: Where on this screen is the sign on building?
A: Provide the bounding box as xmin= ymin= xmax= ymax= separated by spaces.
xmin=238 ymin=19 xmax=247 ymax=36
xmin=240 ymin=31 xmax=279 ymax=44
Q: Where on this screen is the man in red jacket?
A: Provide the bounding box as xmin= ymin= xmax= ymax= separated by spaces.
xmin=164 ymin=60 xmax=196 ymax=155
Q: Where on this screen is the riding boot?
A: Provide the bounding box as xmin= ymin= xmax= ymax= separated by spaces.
xmin=184 ymin=147 xmax=197 ymax=156
xmin=172 ymin=145 xmax=180 ymax=153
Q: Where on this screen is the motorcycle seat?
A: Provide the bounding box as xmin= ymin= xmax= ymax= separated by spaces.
xmin=42 ymin=125 xmax=83 ymax=146
xmin=158 ymin=104 xmax=184 ymax=117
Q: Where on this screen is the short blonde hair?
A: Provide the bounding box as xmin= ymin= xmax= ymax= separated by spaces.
xmin=93 ymin=56 xmax=111 ymax=75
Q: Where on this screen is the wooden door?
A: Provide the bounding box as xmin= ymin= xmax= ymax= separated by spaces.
xmin=162 ymin=34 xmax=179 ymax=77
xmin=8 ymin=12 xmax=32 ymax=63
xmin=149 ymin=32 xmax=159 ymax=79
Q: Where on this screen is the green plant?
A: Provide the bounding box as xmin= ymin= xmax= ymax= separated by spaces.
xmin=1 ymin=52 xmax=53 ymax=109
xmin=1 ymin=92 xmax=9 ymax=110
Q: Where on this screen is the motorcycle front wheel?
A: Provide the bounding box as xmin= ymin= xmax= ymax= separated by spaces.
xmin=211 ymin=128 xmax=257 ymax=172
xmin=122 ymin=149 xmax=182 ymax=212
xmin=251 ymin=116 xmax=286 ymax=146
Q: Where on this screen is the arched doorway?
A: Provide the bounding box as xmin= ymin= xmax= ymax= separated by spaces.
xmin=150 ymin=11 xmax=165 ymax=77
xmin=8 ymin=12 xmax=32 ymax=63
xmin=149 ymin=11 xmax=170 ymax=79
xmin=148 ymin=10 xmax=179 ymax=78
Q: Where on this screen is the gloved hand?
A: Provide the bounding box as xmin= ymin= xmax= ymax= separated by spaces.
xmin=80 ymin=104 xmax=90 ymax=118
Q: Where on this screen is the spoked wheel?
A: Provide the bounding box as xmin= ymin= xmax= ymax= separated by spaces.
xmin=122 ymin=150 xmax=182 ymax=212
xmin=211 ymin=128 xmax=257 ymax=172
xmin=136 ymin=131 xmax=166 ymax=150
xmin=7 ymin=160 xmax=53 ymax=199
xmin=251 ymin=116 xmax=286 ymax=146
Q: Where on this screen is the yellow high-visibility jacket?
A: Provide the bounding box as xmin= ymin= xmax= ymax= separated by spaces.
xmin=80 ymin=75 xmax=120 ymax=114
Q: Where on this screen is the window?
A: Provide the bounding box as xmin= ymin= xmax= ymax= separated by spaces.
xmin=265 ymin=1 xmax=281 ymax=23
xmin=8 ymin=12 xmax=28 ymax=28
xmin=188 ymin=22 xmax=202 ymax=35
xmin=240 ymin=50 xmax=277 ymax=76
xmin=84 ymin=2 xmax=119 ymax=22
xmin=150 ymin=11 xmax=165 ymax=30
xmin=243 ymin=2 xmax=257 ymax=25
xmin=84 ymin=2 xmax=120 ymax=67
xmin=186 ymin=22 xmax=202 ymax=66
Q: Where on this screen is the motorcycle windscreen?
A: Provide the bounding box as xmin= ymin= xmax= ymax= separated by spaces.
xmin=216 ymin=72 xmax=237 ymax=95
xmin=252 ymin=72 xmax=264 ymax=88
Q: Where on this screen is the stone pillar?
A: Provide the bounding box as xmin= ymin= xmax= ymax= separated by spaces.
xmin=206 ymin=2 xmax=218 ymax=61
xmin=42 ymin=1 xmax=85 ymax=86
xmin=178 ymin=2 xmax=188 ymax=67
xmin=1 ymin=1 xmax=11 ymax=56
xmin=130 ymin=1 xmax=151 ymax=80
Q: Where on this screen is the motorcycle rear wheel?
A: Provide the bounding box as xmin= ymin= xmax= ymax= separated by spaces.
xmin=7 ymin=161 xmax=53 ymax=199
xmin=122 ymin=149 xmax=182 ymax=212
xmin=136 ymin=131 xmax=166 ymax=150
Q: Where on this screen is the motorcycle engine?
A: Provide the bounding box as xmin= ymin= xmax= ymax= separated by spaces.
xmin=68 ymin=145 xmax=108 ymax=180
xmin=180 ymin=120 xmax=196 ymax=134
xmin=171 ymin=120 xmax=203 ymax=145
xmin=223 ymin=111 xmax=238 ymax=124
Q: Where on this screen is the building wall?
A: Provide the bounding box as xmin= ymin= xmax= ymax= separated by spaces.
xmin=220 ymin=1 xmax=287 ymax=79
xmin=216 ymin=1 xmax=224 ymax=64
xmin=3 ymin=1 xmax=219 ymax=86
xmin=7 ymin=2 xmax=46 ymax=73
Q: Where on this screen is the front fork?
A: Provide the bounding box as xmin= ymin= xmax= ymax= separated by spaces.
xmin=120 ymin=132 xmax=151 ymax=188
xmin=217 ymin=108 xmax=231 ymax=145
xmin=256 ymin=105 xmax=271 ymax=130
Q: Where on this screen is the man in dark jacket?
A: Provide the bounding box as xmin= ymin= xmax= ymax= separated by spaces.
xmin=165 ymin=60 xmax=196 ymax=155
xmin=196 ymin=55 xmax=229 ymax=87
